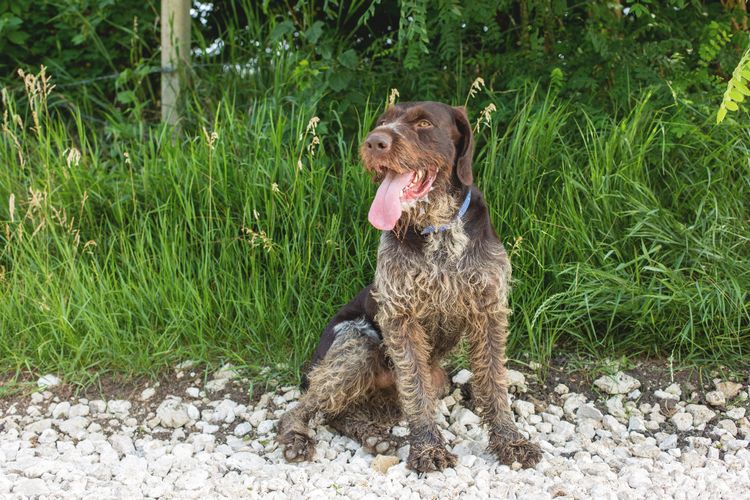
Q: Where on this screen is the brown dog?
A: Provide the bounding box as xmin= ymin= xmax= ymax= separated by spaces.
xmin=277 ymin=101 xmax=542 ymax=472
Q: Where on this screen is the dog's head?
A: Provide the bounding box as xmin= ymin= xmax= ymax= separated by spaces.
xmin=360 ymin=101 xmax=474 ymax=231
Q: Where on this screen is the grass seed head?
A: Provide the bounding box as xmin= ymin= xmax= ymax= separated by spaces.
xmin=66 ymin=147 xmax=81 ymax=169
xmin=475 ymin=103 xmax=497 ymax=131
xmin=387 ymin=88 xmax=400 ymax=107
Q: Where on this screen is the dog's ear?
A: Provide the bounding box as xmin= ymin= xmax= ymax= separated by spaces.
xmin=452 ymin=106 xmax=474 ymax=186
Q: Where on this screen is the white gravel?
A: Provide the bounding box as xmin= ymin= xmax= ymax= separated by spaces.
xmin=2 ymin=368 xmax=749 ymax=499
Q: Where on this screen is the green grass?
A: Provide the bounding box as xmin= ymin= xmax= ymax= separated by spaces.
xmin=0 ymin=68 xmax=748 ymax=384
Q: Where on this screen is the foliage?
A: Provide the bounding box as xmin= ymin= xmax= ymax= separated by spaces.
xmin=3 ymin=1 xmax=749 ymax=125
xmin=717 ymin=44 xmax=750 ymax=122
xmin=0 ymin=1 xmax=158 ymax=80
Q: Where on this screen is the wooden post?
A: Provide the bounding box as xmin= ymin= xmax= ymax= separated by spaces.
xmin=161 ymin=0 xmax=190 ymax=127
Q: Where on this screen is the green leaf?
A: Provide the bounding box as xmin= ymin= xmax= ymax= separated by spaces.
xmin=734 ymin=83 xmax=750 ymax=97
xmin=742 ymin=68 xmax=750 ymax=80
xmin=116 ymin=90 xmax=137 ymax=104
xmin=717 ymin=106 xmax=727 ymax=124
xmin=305 ymin=21 xmax=324 ymax=44
xmin=270 ymin=20 xmax=294 ymax=41
xmin=725 ymin=100 xmax=739 ymax=111
xmin=337 ymin=49 xmax=357 ymax=69
xmin=328 ymin=70 xmax=352 ymax=92
xmin=729 ymin=88 xmax=745 ymax=102
xmin=7 ymin=29 xmax=28 ymax=45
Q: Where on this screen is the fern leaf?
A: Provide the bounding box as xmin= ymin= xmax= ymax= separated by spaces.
xmin=717 ymin=45 xmax=750 ymax=124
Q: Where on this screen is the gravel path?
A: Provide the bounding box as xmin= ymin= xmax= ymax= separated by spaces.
xmin=1 ymin=364 xmax=749 ymax=499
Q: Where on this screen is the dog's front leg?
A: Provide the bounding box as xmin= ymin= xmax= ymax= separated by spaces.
xmin=466 ymin=296 xmax=542 ymax=468
xmin=380 ymin=316 xmax=457 ymax=472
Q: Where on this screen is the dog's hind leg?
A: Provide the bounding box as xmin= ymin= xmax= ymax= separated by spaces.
xmin=326 ymin=387 xmax=403 ymax=455
xmin=277 ymin=319 xmax=388 ymax=462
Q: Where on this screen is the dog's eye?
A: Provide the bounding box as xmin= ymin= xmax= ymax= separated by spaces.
xmin=416 ymin=120 xmax=432 ymax=128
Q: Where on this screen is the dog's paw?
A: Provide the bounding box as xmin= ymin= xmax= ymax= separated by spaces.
xmin=407 ymin=442 xmax=457 ymax=473
xmin=279 ymin=431 xmax=316 ymax=462
xmin=363 ymin=433 xmax=403 ymax=455
xmin=489 ymin=433 xmax=542 ymax=468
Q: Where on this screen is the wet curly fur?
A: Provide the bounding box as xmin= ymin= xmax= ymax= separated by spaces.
xmin=277 ymin=101 xmax=542 ymax=472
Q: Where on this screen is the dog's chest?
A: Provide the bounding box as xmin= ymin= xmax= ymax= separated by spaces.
xmin=373 ymin=228 xmax=505 ymax=323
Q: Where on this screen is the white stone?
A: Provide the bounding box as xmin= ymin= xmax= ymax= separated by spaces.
xmin=392 ymin=426 xmax=409 ymax=437
xmin=654 ymin=390 xmax=680 ymax=401
xmin=716 ymin=419 xmax=738 ymax=437
xmin=628 ymin=416 xmax=647 ymax=432
xmin=186 ymin=387 xmax=201 ymax=398
xmin=175 ymin=469 xmax=209 ymax=490
xmin=686 ymin=404 xmax=716 ymax=427
xmin=454 ymin=408 xmax=481 ymax=427
xmin=175 ymin=360 xmax=196 ymax=370
xmin=115 ymin=455 xmax=148 ymax=486
xmin=628 ymin=389 xmax=642 ymax=400
xmin=714 ymin=380 xmax=743 ymax=400
xmin=664 ymin=383 xmax=682 ymax=397
xmin=706 ymin=390 xmax=726 ymax=407
xmin=372 ymin=454 xmax=400 ymax=474
xmin=214 ymin=363 xmax=240 ymax=380
xmin=37 ymin=428 xmax=58 ymax=444
xmin=554 ymin=384 xmax=569 ymax=395
xmin=25 ymin=418 xmax=52 ymax=433
xmin=452 ymin=369 xmax=473 ymax=385
xmin=248 ymin=409 xmax=267 ymax=427
xmin=257 ymin=420 xmax=275 ymax=434
xmin=52 ymin=401 xmax=71 ymax=419
xmin=69 ymin=403 xmax=90 ymax=418
xmin=593 ymin=372 xmax=641 ymax=395
xmin=562 ymin=393 xmax=586 ymax=418
xmin=140 ymin=388 xmax=156 ymax=401
xmin=626 ymin=468 xmax=652 ymax=488
xmin=107 ymin=400 xmax=131 ymax=416
xmin=671 ymin=412 xmax=693 ymax=432
xmin=211 ymin=399 xmax=238 ymax=423
xmin=512 ymin=400 xmax=535 ymax=420
xmin=110 ymin=434 xmax=135 ymax=455
xmin=234 ymin=422 xmax=252 ymax=437
xmin=602 ymin=415 xmax=626 ymax=434
xmin=88 ymin=400 xmax=107 ymax=413
xmin=631 ymin=443 xmax=660 ymax=459
xmin=726 ymin=407 xmax=746 ymax=420
xmin=576 ymin=404 xmax=603 ymax=422
xmin=156 ymin=399 xmax=191 ymax=428
xmin=37 ymin=374 xmax=61 ymax=388
xmin=58 ymin=416 xmax=89 ymax=438
xmin=605 ymin=396 xmax=627 ymax=420
xmin=205 ymin=378 xmax=229 ymax=392
xmin=186 ymin=404 xmax=200 ymax=421
xmin=506 ymin=370 xmax=526 ymax=391
xmin=13 ymin=478 xmax=49 ymax=496
xmin=658 ymin=433 xmax=678 ymax=450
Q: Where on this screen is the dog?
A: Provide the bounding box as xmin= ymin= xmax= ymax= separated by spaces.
xmin=277 ymin=101 xmax=542 ymax=472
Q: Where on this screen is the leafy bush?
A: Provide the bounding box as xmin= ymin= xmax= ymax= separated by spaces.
xmin=0 ymin=1 xmax=157 ymax=77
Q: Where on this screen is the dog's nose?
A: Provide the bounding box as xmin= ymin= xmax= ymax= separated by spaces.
xmin=365 ymin=132 xmax=391 ymax=152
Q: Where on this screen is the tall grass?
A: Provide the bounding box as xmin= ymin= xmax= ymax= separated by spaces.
xmin=0 ymin=68 xmax=748 ymax=383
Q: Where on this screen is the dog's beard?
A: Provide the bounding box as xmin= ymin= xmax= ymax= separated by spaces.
xmin=391 ymin=177 xmax=459 ymax=238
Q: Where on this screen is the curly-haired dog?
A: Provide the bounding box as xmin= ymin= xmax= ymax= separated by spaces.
xmin=277 ymin=101 xmax=542 ymax=472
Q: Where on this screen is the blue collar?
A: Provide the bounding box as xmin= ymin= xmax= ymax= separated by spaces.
xmin=420 ymin=189 xmax=472 ymax=235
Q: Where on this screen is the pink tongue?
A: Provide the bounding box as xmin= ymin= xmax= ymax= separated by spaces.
xmin=368 ymin=171 xmax=414 ymax=230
